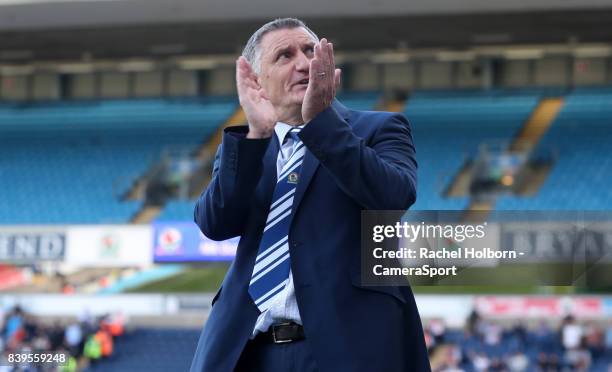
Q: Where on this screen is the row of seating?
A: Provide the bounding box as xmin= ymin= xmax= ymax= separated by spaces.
xmin=498 ymin=89 xmax=612 ymax=209
xmin=86 ymin=328 xmax=200 ymax=372
xmin=405 ymin=91 xmax=541 ymax=210
xmin=444 ymin=328 xmax=611 ymax=371
xmin=0 ymin=98 xmax=236 ymax=223
xmin=1 ymin=88 xmax=611 ymax=224
xmin=86 ymin=326 xmax=612 ymax=371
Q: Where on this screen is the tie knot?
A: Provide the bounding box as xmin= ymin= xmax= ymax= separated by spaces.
xmin=285 ymin=127 xmax=302 ymax=143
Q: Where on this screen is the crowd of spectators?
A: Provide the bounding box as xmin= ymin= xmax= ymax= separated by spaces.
xmin=426 ymin=311 xmax=612 ymax=371
xmin=2 ymin=303 xmax=611 ymax=371
xmin=0 ymin=305 xmax=126 ymax=371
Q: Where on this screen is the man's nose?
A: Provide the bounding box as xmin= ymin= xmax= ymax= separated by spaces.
xmin=295 ymin=51 xmax=310 ymax=72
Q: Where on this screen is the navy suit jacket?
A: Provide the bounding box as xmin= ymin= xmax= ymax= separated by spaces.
xmin=190 ymin=100 xmax=431 ymax=372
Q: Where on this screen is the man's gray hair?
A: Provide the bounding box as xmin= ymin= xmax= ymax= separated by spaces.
xmin=242 ymin=18 xmax=319 ymax=74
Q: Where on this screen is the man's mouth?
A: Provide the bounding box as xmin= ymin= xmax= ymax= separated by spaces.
xmin=295 ymin=78 xmax=309 ymax=87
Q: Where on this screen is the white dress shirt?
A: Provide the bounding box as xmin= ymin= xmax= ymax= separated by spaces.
xmin=251 ymin=122 xmax=304 ymax=337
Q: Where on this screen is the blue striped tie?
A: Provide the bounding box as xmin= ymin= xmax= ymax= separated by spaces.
xmin=248 ymin=127 xmax=304 ymax=312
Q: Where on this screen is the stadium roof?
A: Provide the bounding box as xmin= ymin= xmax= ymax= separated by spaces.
xmin=1 ymin=0 xmax=612 ymax=30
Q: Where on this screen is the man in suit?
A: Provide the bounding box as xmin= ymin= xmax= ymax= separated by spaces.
xmin=190 ymin=17 xmax=430 ymax=372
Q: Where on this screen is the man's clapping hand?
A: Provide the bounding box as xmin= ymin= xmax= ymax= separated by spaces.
xmin=236 ymin=56 xmax=277 ymax=139
xmin=302 ymin=38 xmax=341 ymax=123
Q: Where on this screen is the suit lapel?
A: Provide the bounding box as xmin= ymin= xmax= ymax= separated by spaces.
xmin=290 ymin=100 xmax=351 ymax=219
xmin=290 ymin=150 xmax=319 ymax=218
xmin=261 ymin=135 xmax=280 ymax=209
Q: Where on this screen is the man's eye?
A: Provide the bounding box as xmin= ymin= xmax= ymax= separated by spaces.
xmin=278 ymin=52 xmax=291 ymax=60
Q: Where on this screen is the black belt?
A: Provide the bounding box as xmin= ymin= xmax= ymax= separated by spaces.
xmin=255 ymin=322 xmax=305 ymax=344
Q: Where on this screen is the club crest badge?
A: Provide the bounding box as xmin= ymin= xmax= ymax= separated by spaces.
xmin=287 ymin=172 xmax=299 ymax=184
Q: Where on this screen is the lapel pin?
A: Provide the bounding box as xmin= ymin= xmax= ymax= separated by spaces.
xmin=287 ymin=172 xmax=299 ymax=184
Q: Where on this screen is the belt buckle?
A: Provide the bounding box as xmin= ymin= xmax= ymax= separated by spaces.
xmin=272 ymin=322 xmax=293 ymax=344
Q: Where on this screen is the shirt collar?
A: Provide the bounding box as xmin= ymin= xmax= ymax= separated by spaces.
xmin=274 ymin=122 xmax=304 ymax=144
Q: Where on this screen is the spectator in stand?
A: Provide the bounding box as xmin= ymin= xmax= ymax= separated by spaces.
xmin=108 ymin=312 xmax=126 ymax=337
xmin=536 ymin=352 xmax=549 ymax=371
xmin=584 ymin=322 xmax=604 ymax=359
xmin=488 ymin=356 xmax=506 ymax=371
xmin=31 ymin=328 xmax=51 ymax=352
xmin=430 ymin=318 xmax=447 ymax=345
xmin=435 ymin=345 xmax=464 ymax=372
xmin=62 ymin=282 xmax=76 ymax=294
xmin=565 ymin=346 xmax=592 ymax=371
xmin=79 ymin=309 xmax=94 ymax=328
xmin=506 ymin=351 xmax=529 ymax=371
xmin=471 ymin=352 xmax=490 ymax=371
xmin=95 ymin=327 xmax=113 ymax=358
xmin=0 ymin=307 xmax=4 ymax=336
xmin=3 ymin=306 xmax=24 ymax=342
xmin=466 ymin=310 xmax=481 ymax=336
xmin=547 ymin=353 xmax=561 ymax=371
xmin=605 ymin=322 xmax=612 ymax=351
xmin=561 ymin=315 xmax=583 ymax=351
xmin=483 ymin=321 xmax=502 ymax=346
xmin=65 ymin=321 xmax=83 ymax=357
xmin=424 ymin=328 xmax=436 ymax=353
xmin=512 ymin=321 xmax=528 ymax=345
xmin=533 ymin=320 xmax=555 ymax=353
xmin=84 ymin=332 xmax=102 ymax=364
xmin=22 ymin=313 xmax=38 ymax=343
xmin=49 ymin=321 xmax=66 ymax=351
xmin=57 ymin=346 xmax=78 ymax=372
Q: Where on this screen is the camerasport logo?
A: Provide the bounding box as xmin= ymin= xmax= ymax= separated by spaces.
xmin=156 ymin=227 xmax=183 ymax=255
xmin=99 ymin=233 xmax=120 ymax=258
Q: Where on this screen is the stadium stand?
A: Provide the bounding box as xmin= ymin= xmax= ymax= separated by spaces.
xmin=85 ymin=328 xmax=200 ymax=372
xmin=3 ymin=87 xmax=612 ymax=223
xmin=497 ymin=87 xmax=612 ymax=210
xmin=0 ymin=98 xmax=236 ymax=224
xmin=405 ymin=90 xmax=542 ymax=210
xmin=425 ymin=313 xmax=612 ymax=371
xmin=154 ymin=200 xmax=197 ymax=222
xmin=79 ymin=310 xmax=611 ymax=371
xmin=0 ymin=305 xmax=128 ymax=371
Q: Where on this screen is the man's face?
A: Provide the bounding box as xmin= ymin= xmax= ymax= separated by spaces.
xmin=257 ymin=27 xmax=316 ymax=115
